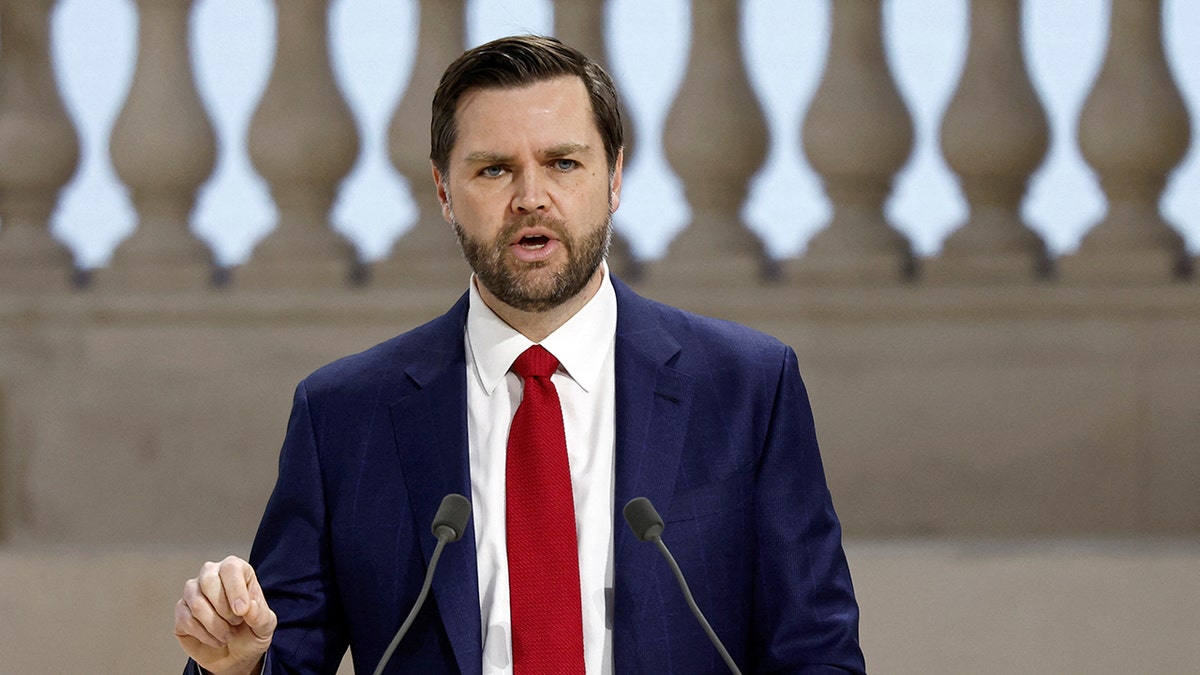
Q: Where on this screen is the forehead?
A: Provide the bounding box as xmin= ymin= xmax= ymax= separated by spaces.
xmin=451 ymin=76 xmax=599 ymax=156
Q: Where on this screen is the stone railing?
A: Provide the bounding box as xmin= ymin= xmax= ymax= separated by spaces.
xmin=2 ymin=0 xmax=1197 ymax=289
xmin=0 ymin=0 xmax=1198 ymax=548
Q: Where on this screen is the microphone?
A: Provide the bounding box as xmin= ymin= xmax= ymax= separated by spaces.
xmin=623 ymin=497 xmax=743 ymax=675
xmin=373 ymin=493 xmax=472 ymax=675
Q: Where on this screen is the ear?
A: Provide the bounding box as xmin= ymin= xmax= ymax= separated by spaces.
xmin=431 ymin=162 xmax=453 ymax=223
xmin=609 ymin=147 xmax=624 ymax=213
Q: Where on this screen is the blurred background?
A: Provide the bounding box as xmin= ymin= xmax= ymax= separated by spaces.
xmin=1 ymin=0 xmax=1197 ymax=672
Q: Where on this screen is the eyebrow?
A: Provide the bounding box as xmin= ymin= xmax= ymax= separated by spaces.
xmin=463 ymin=150 xmax=511 ymax=165
xmin=541 ymin=142 xmax=591 ymax=159
xmin=462 ymin=142 xmax=592 ymax=166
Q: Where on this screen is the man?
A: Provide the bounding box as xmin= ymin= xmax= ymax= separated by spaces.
xmin=174 ymin=35 xmax=865 ymax=674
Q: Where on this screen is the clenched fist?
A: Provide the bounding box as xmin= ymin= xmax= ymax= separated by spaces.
xmin=175 ymin=555 xmax=277 ymax=675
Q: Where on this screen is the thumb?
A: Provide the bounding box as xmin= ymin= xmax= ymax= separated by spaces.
xmin=238 ymin=572 xmax=277 ymax=641
xmin=242 ymin=597 xmax=278 ymax=641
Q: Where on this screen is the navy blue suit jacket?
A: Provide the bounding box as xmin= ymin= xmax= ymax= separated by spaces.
xmin=187 ymin=277 xmax=865 ymax=674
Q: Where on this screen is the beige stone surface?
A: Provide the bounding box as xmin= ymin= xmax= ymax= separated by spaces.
xmin=851 ymin=539 xmax=1200 ymax=674
xmin=2 ymin=284 xmax=1199 ymax=544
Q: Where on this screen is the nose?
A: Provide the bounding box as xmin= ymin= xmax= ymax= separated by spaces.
xmin=511 ymin=171 xmax=548 ymax=214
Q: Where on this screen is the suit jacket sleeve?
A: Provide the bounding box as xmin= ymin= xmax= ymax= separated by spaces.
xmin=751 ymin=346 xmax=864 ymax=673
xmin=247 ymin=381 xmax=351 ymax=674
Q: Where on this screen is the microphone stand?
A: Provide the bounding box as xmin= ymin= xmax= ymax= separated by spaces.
xmin=372 ymin=494 xmax=471 ymax=675
xmin=624 ymin=497 xmax=743 ymax=675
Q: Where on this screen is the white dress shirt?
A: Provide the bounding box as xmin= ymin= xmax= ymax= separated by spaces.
xmin=465 ymin=265 xmax=617 ymax=675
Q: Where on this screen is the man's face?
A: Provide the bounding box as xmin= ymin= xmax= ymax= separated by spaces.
xmin=433 ymin=76 xmax=622 ymax=313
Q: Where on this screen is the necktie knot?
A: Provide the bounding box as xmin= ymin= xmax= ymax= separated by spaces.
xmin=512 ymin=344 xmax=559 ymax=380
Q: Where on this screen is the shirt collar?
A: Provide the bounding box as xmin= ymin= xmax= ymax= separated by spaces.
xmin=466 ymin=263 xmax=617 ymax=396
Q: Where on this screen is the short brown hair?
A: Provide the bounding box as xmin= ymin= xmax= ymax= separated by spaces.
xmin=430 ymin=35 xmax=623 ymax=176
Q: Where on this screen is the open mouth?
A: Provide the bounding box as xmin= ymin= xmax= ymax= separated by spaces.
xmin=519 ymin=235 xmax=551 ymax=249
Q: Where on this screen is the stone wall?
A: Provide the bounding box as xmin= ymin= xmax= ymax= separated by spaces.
xmin=3 ymin=280 xmax=1197 ymax=544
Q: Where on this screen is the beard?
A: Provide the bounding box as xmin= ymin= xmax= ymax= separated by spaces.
xmin=452 ymin=210 xmax=612 ymax=313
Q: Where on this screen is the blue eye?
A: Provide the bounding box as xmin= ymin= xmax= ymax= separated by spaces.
xmin=553 ymin=159 xmax=577 ymax=171
xmin=481 ymin=165 xmax=504 ymax=178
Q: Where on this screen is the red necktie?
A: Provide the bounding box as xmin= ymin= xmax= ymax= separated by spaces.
xmin=506 ymin=345 xmax=586 ymax=673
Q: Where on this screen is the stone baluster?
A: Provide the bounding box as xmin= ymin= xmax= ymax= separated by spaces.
xmin=239 ymin=0 xmax=360 ymax=288
xmin=794 ymin=0 xmax=915 ymax=283
xmin=553 ymin=0 xmax=639 ymax=280
xmin=371 ymin=0 xmax=467 ymax=288
xmin=927 ymin=0 xmax=1051 ymax=282
xmin=103 ymin=0 xmax=217 ymax=290
xmin=658 ymin=0 xmax=772 ymax=286
xmin=0 ymin=0 xmax=81 ymax=290
xmin=1062 ymin=0 xmax=1191 ymax=282
xmin=552 ymin=0 xmax=635 ymax=164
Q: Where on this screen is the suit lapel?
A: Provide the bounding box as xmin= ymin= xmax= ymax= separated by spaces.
xmin=389 ymin=297 xmax=483 ymax=675
xmin=610 ymin=279 xmax=694 ymax=674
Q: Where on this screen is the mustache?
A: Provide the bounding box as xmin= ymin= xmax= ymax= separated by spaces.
xmin=500 ymin=212 xmax=569 ymax=240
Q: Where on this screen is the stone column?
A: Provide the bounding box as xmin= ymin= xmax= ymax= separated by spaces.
xmin=371 ymin=0 xmax=467 ymax=289
xmin=553 ymin=0 xmax=639 ymax=280
xmin=0 ymin=0 xmax=81 ymax=290
xmin=240 ymin=0 xmax=360 ymax=288
xmin=1063 ymin=0 xmax=1192 ymax=282
xmin=659 ymin=0 xmax=771 ymax=285
xmin=553 ymin=0 xmax=635 ymax=163
xmin=105 ymin=0 xmax=217 ymax=290
xmin=794 ymin=0 xmax=915 ymax=283
xmin=928 ymin=0 xmax=1051 ymax=283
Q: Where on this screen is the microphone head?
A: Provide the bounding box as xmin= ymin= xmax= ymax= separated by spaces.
xmin=623 ymin=497 xmax=665 ymax=542
xmin=431 ymin=493 xmax=472 ymax=542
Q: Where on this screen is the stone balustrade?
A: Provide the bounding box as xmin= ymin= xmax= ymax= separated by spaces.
xmin=0 ymin=0 xmax=1196 ymax=289
xmin=0 ymin=0 xmax=1197 ymax=532
xmin=0 ymin=0 xmax=1195 ymax=537
xmin=0 ymin=0 xmax=1197 ymax=531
